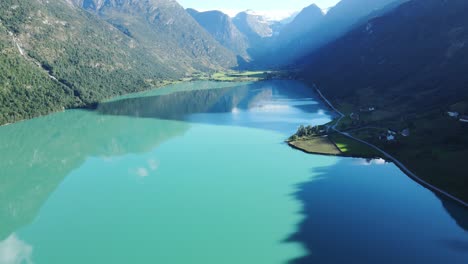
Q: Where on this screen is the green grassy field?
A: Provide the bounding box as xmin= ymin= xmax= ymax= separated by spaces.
xmin=329 ymin=133 xmax=381 ymax=158
xmin=190 ymin=70 xmax=294 ymax=82
xmin=190 ymin=71 xmax=271 ymax=82
xmin=289 ymin=136 xmax=341 ymax=155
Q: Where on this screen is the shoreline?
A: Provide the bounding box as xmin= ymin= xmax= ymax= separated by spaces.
xmin=294 ymin=85 xmax=468 ymax=208
xmin=287 ymin=140 xmax=381 ymax=159
xmin=0 ymin=71 xmax=279 ymax=127
xmin=287 ymin=140 xmax=379 ymax=159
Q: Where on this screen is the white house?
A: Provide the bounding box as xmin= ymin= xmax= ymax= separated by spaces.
xmin=448 ymin=111 xmax=459 ymax=118
xmin=387 ymin=134 xmax=395 ymax=141
xmin=360 ymin=107 xmax=376 ymax=113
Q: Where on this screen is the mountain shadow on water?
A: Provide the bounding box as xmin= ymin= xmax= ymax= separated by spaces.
xmin=286 ymin=158 xmax=468 ymax=264
xmin=97 ymin=84 xmax=258 ymax=120
xmin=96 ymin=81 xmax=329 ymax=132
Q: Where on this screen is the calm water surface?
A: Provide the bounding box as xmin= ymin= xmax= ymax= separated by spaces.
xmin=0 ymin=81 xmax=466 ymax=264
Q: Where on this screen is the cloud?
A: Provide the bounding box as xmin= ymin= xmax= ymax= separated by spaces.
xmin=136 ymin=168 xmax=149 ymax=177
xmin=0 ymin=234 xmax=34 ymax=264
xmin=147 ymin=159 xmax=159 ymax=171
xmin=196 ymin=8 xmax=297 ymax=21
xmin=245 ymin=10 xmax=298 ymax=21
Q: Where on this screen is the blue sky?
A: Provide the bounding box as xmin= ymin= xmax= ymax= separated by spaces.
xmin=178 ymin=0 xmax=341 ymax=19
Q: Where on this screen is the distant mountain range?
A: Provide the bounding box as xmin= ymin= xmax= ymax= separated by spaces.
xmin=187 ymin=9 xmax=250 ymax=60
xmin=0 ymin=0 xmax=410 ymax=125
xmin=185 ymin=0 xmax=403 ymax=67
xmin=260 ymin=0 xmax=402 ymax=66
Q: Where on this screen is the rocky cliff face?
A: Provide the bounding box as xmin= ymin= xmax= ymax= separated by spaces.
xmin=75 ymin=0 xmax=237 ymax=71
xmin=187 ymin=9 xmax=250 ymax=60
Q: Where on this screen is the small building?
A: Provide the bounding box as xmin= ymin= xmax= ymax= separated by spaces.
xmin=387 ymin=129 xmax=397 ymax=135
xmin=360 ymin=107 xmax=376 ymax=113
xmin=387 ymin=134 xmax=395 ymax=141
xmin=448 ymin=111 xmax=460 ymax=118
xmin=401 ymin=128 xmax=410 ymax=137
xmin=460 ymin=115 xmax=468 ymax=123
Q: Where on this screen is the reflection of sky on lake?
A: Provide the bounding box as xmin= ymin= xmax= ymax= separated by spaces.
xmin=355 ymin=158 xmax=388 ymax=166
xmin=97 ymin=80 xmax=334 ymax=135
xmin=0 ymin=234 xmax=33 ymax=264
xmin=185 ymin=85 xmax=331 ymax=135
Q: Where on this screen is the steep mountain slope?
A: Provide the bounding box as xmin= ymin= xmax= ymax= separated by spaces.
xmin=0 ymin=0 xmax=180 ymax=125
xmin=278 ymin=4 xmax=324 ymax=44
xmin=187 ymin=9 xmax=250 ymax=60
xmin=302 ymin=0 xmax=468 ymax=108
xmin=266 ymin=0 xmax=400 ymax=66
xmin=323 ymin=0 xmax=399 ymax=37
xmin=233 ymin=11 xmax=273 ymax=45
xmin=231 ymin=10 xmax=282 ymax=63
xmin=0 ymin=0 xmax=237 ymax=125
xmin=278 ymin=12 xmax=299 ymax=25
xmin=77 ymin=0 xmax=236 ymax=71
xmin=233 ymin=11 xmax=273 ymax=38
xmin=299 ymin=0 xmax=468 ymax=201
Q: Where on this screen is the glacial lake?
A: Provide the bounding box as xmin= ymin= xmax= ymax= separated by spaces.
xmin=0 ymin=80 xmax=467 ymax=264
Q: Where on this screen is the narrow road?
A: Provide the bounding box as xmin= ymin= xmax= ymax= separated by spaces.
xmin=315 ymin=86 xmax=468 ymax=207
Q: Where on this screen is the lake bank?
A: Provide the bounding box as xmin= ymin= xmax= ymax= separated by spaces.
xmin=0 ymin=70 xmax=282 ymax=127
xmin=287 ymin=133 xmax=381 ymax=159
xmin=290 ymin=85 xmax=468 ymax=206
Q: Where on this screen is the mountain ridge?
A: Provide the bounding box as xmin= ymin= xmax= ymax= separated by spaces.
xmin=187 ymin=8 xmax=250 ymax=60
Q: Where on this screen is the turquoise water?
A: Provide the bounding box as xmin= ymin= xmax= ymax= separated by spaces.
xmin=0 ymin=81 xmax=466 ymax=263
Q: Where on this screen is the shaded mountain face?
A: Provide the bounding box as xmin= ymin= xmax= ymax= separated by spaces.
xmin=231 ymin=11 xmax=280 ymax=63
xmin=187 ymin=9 xmax=250 ymax=60
xmin=320 ymin=0 xmax=402 ymax=41
xmin=278 ymin=4 xmax=324 ymax=44
xmin=300 ymin=0 xmax=468 ymax=108
xmin=264 ymin=0 xmax=400 ymax=66
xmin=76 ymin=0 xmax=237 ymax=71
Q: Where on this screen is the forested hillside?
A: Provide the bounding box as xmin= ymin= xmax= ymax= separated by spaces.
xmin=0 ymin=0 xmax=236 ymax=125
xmin=78 ymin=0 xmax=236 ymax=71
